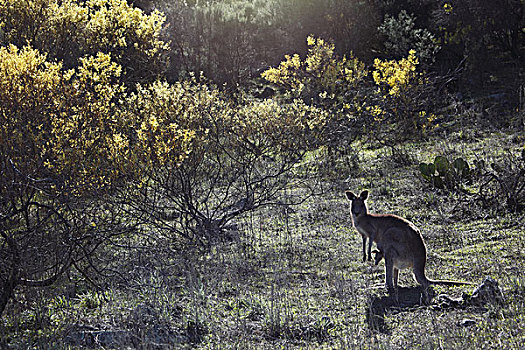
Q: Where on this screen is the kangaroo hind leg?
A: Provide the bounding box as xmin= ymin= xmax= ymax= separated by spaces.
xmin=393 ymin=268 xmax=399 ymax=288
xmin=413 ymin=266 xmax=430 ymax=289
xmin=384 ymin=255 xmax=396 ymax=291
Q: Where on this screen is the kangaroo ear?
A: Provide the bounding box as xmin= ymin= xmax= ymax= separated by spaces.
xmin=359 ymin=190 xmax=369 ymax=200
xmin=345 ymin=191 xmax=357 ymax=200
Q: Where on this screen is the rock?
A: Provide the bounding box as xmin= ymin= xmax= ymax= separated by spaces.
xmin=434 ymin=294 xmax=463 ymax=309
xmin=430 ymin=278 xmax=506 ymax=312
xmin=469 ymin=277 xmax=505 ymax=306
xmin=459 ymin=318 xmax=476 ymax=327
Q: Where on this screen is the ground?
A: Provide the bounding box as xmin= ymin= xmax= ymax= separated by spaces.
xmin=2 ymin=130 xmax=524 ymax=349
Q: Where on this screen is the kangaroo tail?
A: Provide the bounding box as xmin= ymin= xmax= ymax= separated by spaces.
xmin=428 ymin=279 xmax=474 ymax=286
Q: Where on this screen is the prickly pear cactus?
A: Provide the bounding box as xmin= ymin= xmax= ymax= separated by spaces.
xmin=419 ymin=155 xmax=470 ymax=189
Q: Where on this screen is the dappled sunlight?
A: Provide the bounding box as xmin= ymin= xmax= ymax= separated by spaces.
xmin=1 ymin=0 xmax=524 ymax=349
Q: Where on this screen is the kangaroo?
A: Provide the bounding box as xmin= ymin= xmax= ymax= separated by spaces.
xmin=348 ymin=190 xmax=374 ymax=263
xmin=372 ymin=249 xmax=384 ymax=266
xmin=345 ymin=190 xmax=472 ymax=290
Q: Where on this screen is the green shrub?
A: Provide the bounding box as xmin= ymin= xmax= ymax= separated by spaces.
xmin=123 ymin=78 xmax=327 ymax=244
xmin=378 ymin=10 xmax=440 ymax=64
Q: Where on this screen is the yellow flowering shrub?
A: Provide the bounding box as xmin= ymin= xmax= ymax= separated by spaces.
xmin=263 ymin=39 xmax=438 ymax=144
xmin=262 ymin=36 xmax=367 ymax=149
xmin=261 ymin=53 xmax=303 ymax=90
xmin=232 ymin=98 xmax=328 ymax=155
xmin=48 ymin=52 xmax=130 ymax=191
xmin=126 ymin=81 xmax=208 ymax=169
xmin=126 ymin=76 xmax=327 ymax=177
xmin=262 ymin=35 xmax=367 ymax=97
xmin=0 ymin=44 xmax=182 ymax=312
xmin=83 ymin=0 xmax=168 ymax=83
xmin=0 ymin=45 xmax=192 ymax=195
xmin=370 ymin=49 xmax=435 ymax=136
xmin=0 ymin=0 xmax=168 ymax=85
xmin=0 ymin=45 xmax=64 ymax=174
xmin=372 ymin=49 xmax=419 ymax=97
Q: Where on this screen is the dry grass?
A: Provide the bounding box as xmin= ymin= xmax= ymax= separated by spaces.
xmin=2 ymin=131 xmax=524 ymax=349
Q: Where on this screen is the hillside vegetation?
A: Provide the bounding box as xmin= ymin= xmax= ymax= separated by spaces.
xmin=1 ymin=0 xmax=524 ymax=349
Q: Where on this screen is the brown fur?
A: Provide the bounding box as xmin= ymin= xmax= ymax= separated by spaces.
xmin=346 ymin=190 xmax=472 ymax=290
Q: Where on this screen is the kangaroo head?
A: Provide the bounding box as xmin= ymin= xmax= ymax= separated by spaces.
xmin=345 ymin=190 xmax=369 ymax=217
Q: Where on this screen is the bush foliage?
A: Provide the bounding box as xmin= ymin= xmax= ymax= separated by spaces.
xmin=0 ymin=0 xmax=524 ymax=348
xmin=0 ymin=0 xmax=168 ymax=85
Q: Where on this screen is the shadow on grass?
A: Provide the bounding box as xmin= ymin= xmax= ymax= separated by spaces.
xmin=366 ymin=286 xmax=435 ymax=334
xmin=366 ymin=278 xmax=505 ymax=333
